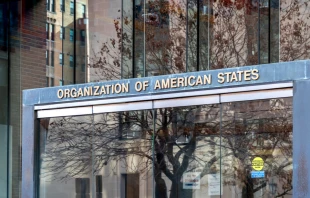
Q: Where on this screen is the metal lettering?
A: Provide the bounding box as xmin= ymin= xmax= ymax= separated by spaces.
xmin=57 ymin=89 xmax=64 ymax=99
xmin=135 ymin=81 xmax=143 ymax=92
xmin=94 ymin=86 xmax=100 ymax=96
xmin=188 ymin=76 xmax=195 ymax=86
xmin=204 ymin=75 xmax=211 ymax=84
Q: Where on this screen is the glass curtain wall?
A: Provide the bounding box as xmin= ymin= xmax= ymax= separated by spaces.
xmin=0 ymin=1 xmax=9 ymax=196
xmin=46 ymin=0 xmax=87 ymax=86
xmin=38 ymin=97 xmax=292 ymax=198
xmin=86 ymin=0 xmax=310 ymax=82
xmin=0 ymin=1 xmax=20 ymax=197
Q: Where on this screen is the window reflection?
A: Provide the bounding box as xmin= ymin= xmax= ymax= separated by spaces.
xmin=144 ymin=0 xmax=187 ymax=76
xmin=39 ymin=98 xmax=292 ymax=197
xmin=85 ymin=0 xmax=306 ymax=81
xmin=39 ymin=111 xmax=154 ymax=198
xmin=280 ymin=0 xmax=310 ymax=61
xmin=42 ymin=0 xmax=310 ymax=83
xmin=154 ymin=105 xmax=221 ymax=197
xmin=44 ymin=0 xmax=87 ymax=86
xmin=221 ymin=98 xmax=292 ymax=197
xmin=39 ymin=115 xmax=94 ymax=198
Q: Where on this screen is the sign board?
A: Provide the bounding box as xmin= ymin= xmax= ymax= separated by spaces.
xmin=23 ymin=61 xmax=310 ymax=106
xmin=252 ymin=157 xmax=264 ymax=171
xmin=208 ymin=174 xmax=223 ymax=196
xmin=183 ymin=172 xmax=200 ymax=189
xmin=251 ymin=171 xmax=265 ymax=178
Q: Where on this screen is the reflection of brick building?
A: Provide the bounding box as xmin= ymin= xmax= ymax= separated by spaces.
xmin=46 ymin=0 xmax=88 ymax=86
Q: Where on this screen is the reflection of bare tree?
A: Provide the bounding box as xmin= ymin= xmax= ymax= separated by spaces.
xmin=88 ymin=0 xmax=310 ymax=81
xmin=221 ymin=99 xmax=293 ymax=197
xmin=45 ymin=0 xmax=306 ymax=197
xmin=41 ymin=98 xmax=293 ymax=198
xmin=280 ymin=0 xmax=310 ymax=61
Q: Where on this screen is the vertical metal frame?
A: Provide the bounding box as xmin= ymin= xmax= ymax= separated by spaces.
xmin=22 ymin=105 xmax=36 ymax=198
xmin=293 ymin=79 xmax=310 ymax=197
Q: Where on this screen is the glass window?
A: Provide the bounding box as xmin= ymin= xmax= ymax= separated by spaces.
xmin=81 ymin=56 xmax=86 ymax=72
xmin=60 ymin=27 xmax=65 ymax=39
xmin=46 ymin=51 xmax=49 ymax=65
xmin=70 ymin=1 xmax=74 ymax=14
xmin=59 ymin=80 xmax=63 ymax=86
xmin=39 ymin=112 xmax=153 ymax=198
xmin=70 ymin=55 xmax=74 ymax=67
xmin=0 ymin=5 xmax=5 ymax=47
xmin=221 ymin=98 xmax=293 ymax=197
xmin=80 ymin=30 xmax=85 ymax=41
xmin=70 ymin=29 xmax=74 ymax=41
xmin=154 ymin=105 xmax=221 ymax=197
xmin=46 ymin=23 xmax=49 ymax=40
xmin=46 ymin=0 xmax=50 ymax=11
xmin=81 ymin=64 xmax=85 ymax=72
xmin=59 ymin=53 xmax=63 ymax=65
xmin=50 ymin=51 xmax=54 ymax=67
xmin=80 ymin=30 xmax=85 ymax=43
xmin=50 ymin=0 xmax=55 ymax=12
xmin=60 ymin=0 xmax=65 ymax=12
xmin=144 ymin=0 xmax=186 ymax=75
xmin=280 ymin=0 xmax=310 ymax=61
xmin=0 ymin=50 xmax=8 ymax=198
xmin=50 ymin=24 xmax=54 ymax=41
xmin=50 ymin=77 xmax=54 ymax=86
xmin=38 ymin=98 xmax=292 ymax=197
xmin=82 ymin=4 xmax=86 ymax=18
xmin=85 ymin=0 xmax=310 ymax=81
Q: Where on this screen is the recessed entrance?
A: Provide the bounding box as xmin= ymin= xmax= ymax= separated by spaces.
xmin=36 ymin=84 xmax=293 ymax=198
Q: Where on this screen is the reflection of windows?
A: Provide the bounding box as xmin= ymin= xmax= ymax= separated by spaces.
xmin=201 ymin=5 xmax=214 ymax=16
xmin=50 ymin=51 xmax=54 ymax=66
xmin=46 ymin=23 xmax=49 ymax=39
xmin=46 ymin=51 xmax=49 ymax=65
xmin=269 ymin=182 xmax=277 ymax=195
xmin=60 ymin=27 xmax=65 ymax=39
xmin=81 ymin=64 xmax=85 ymax=72
xmin=121 ymin=174 xmax=139 ymax=198
xmin=70 ymin=29 xmax=74 ymax=41
xmin=80 ymin=30 xmax=85 ymax=43
xmin=96 ymin=175 xmax=102 ymax=198
xmin=256 ymin=135 xmax=264 ymax=147
xmin=46 ymin=0 xmax=50 ymax=11
xmin=119 ymin=112 xmax=142 ymax=140
xmin=70 ymin=1 xmax=74 ymax=14
xmin=50 ymin=0 xmax=55 ymax=12
xmin=60 ymin=0 xmax=65 ymax=12
xmin=47 ymin=0 xmax=55 ymax=12
xmin=59 ymin=53 xmax=63 ymax=65
xmin=70 ymin=55 xmax=74 ymax=67
xmin=75 ymin=178 xmax=90 ymax=197
xmin=175 ymin=109 xmax=194 ymax=144
xmin=81 ymin=56 xmax=86 ymax=72
xmin=0 ymin=5 xmax=5 ymax=47
xmin=50 ymin=77 xmax=54 ymax=86
xmin=50 ymin=24 xmax=55 ymax=41
xmin=82 ymin=4 xmax=86 ymax=18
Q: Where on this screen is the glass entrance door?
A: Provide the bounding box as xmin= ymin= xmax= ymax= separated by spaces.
xmin=38 ymin=97 xmax=293 ymax=198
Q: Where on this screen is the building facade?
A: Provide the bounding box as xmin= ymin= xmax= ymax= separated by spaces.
xmin=0 ymin=0 xmax=310 ymax=197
